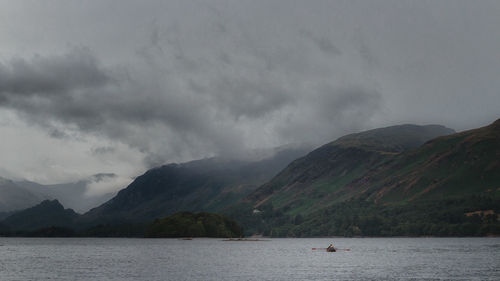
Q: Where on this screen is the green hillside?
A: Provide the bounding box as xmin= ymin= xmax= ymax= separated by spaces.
xmin=245 ymin=124 xmax=454 ymax=215
xmin=228 ymin=120 xmax=500 ymax=237
xmin=347 ymin=119 xmax=500 ymax=203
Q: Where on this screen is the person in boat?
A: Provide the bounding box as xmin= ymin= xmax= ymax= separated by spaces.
xmin=327 ymin=244 xmax=336 ymax=252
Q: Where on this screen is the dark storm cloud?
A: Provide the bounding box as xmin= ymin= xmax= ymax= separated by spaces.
xmin=0 ymin=10 xmax=386 ymax=165
xmin=0 ymin=48 xmax=116 ymax=138
xmin=0 ymin=46 xmax=249 ymax=163
xmin=0 ymin=49 xmax=108 ymax=97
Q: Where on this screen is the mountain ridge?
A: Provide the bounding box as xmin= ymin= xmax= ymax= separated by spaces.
xmin=1 ymin=199 xmax=79 ymax=231
xmin=0 ymin=177 xmax=48 ymax=212
xmin=2 ymin=120 xmax=499 ymax=237
xmin=244 ymin=124 xmax=455 ymax=214
xmin=81 ymin=146 xmax=312 ymax=225
xmin=227 ymin=119 xmax=500 ymax=236
xmin=343 ymin=118 xmax=500 ymax=204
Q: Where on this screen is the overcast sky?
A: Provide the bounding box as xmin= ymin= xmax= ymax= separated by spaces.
xmin=0 ymin=0 xmax=499 ymax=193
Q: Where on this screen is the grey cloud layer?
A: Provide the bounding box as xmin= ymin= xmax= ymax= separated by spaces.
xmin=0 ymin=26 xmax=381 ymax=165
xmin=0 ymin=49 xmax=108 ymax=96
xmin=2 ymin=0 xmax=499 ymax=169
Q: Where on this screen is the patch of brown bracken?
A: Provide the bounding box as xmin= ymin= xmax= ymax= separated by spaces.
xmin=465 ymin=210 xmax=494 ymax=217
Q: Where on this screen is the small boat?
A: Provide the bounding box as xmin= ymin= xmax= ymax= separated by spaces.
xmin=326 ymin=247 xmax=336 ymax=252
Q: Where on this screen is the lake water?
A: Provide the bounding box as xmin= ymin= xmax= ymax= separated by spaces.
xmin=0 ymin=237 xmax=498 ymax=280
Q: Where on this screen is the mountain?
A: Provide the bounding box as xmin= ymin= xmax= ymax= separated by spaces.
xmin=0 ymin=211 xmax=12 ymax=220
xmin=0 ymin=177 xmax=48 ymax=212
xmin=16 ymin=174 xmax=117 ymax=213
xmin=1 ymin=200 xmax=79 ymax=232
xmin=2 ymin=120 xmax=498 ymax=237
xmin=82 ymin=146 xmax=311 ymax=224
xmin=245 ymin=124 xmax=455 ymax=215
xmin=343 ymin=118 xmax=500 ymax=203
xmin=230 ymin=120 xmax=500 ymax=237
xmin=0 ymin=174 xmax=117 ymax=214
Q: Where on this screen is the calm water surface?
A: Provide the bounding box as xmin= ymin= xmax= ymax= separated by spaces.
xmin=0 ymin=237 xmax=498 ymax=280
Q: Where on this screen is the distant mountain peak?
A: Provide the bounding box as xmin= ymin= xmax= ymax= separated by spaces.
xmin=1 ymin=199 xmax=78 ymax=231
xmin=38 ymin=199 xmax=64 ymax=209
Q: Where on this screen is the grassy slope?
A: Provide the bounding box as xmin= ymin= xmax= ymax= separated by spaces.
xmin=243 ymin=124 xmax=454 ymax=216
xmin=345 ymin=118 xmax=500 ymax=204
xmin=230 ymin=119 xmax=500 ymax=237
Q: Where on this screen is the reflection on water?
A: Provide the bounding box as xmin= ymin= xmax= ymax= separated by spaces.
xmin=0 ymin=237 xmax=498 ymax=281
